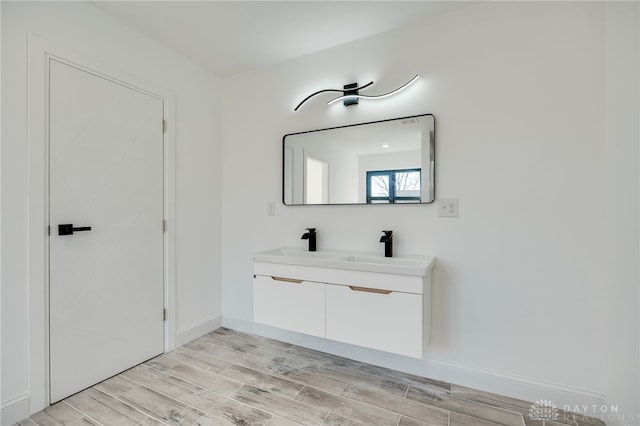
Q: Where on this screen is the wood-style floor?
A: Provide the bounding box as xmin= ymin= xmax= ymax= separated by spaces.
xmin=17 ymin=328 xmax=605 ymax=426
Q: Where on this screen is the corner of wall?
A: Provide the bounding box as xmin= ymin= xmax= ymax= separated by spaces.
xmin=1 ymin=392 xmax=30 ymax=425
xmin=175 ymin=314 xmax=222 ymax=347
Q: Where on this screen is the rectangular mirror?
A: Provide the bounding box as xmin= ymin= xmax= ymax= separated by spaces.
xmin=283 ymin=114 xmax=434 ymax=205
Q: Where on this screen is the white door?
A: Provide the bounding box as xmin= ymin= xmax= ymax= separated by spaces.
xmin=49 ymin=60 xmax=165 ymax=403
xmin=304 ymin=156 xmax=329 ymax=204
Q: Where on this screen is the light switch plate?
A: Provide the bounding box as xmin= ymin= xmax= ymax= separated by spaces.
xmin=438 ymin=198 xmax=458 ymax=217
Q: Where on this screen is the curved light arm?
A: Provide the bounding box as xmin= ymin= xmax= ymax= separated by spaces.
xmin=327 ymin=75 xmax=419 ymax=106
xmin=294 ymin=81 xmax=374 ymax=111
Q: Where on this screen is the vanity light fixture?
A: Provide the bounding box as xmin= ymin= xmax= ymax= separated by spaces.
xmin=294 ymin=81 xmax=374 ymax=111
xmin=328 ymin=75 xmax=419 ymax=106
xmin=294 ymin=74 xmax=419 ymax=111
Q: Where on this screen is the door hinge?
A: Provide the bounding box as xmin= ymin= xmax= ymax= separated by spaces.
xmin=163 ymin=219 xmax=167 ymax=233
xmin=162 ymin=119 xmax=167 ymax=133
xmin=163 ymin=308 xmax=167 ymax=321
xmin=47 ymin=225 xmax=51 ymax=236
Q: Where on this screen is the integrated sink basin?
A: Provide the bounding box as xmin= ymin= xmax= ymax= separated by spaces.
xmin=343 ymin=255 xmax=425 ymax=266
xmin=254 ymin=246 xmax=434 ymax=276
xmin=275 ymin=247 xmax=345 ymax=260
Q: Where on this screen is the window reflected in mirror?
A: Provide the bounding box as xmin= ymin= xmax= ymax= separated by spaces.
xmin=366 ymin=169 xmax=421 ymax=204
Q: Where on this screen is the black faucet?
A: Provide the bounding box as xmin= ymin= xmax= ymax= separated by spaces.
xmin=301 ymin=228 xmax=317 ymax=252
xmin=380 ymin=230 xmax=393 ymax=257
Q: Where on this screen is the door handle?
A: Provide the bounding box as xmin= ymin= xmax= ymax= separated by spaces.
xmin=271 ymin=276 xmax=303 ymax=284
xmin=348 ymin=286 xmax=392 ymax=295
xmin=58 ymin=224 xmax=92 ymax=236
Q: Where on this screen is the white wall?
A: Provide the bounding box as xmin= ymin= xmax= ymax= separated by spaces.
xmin=301 ymin=136 xmax=359 ymax=204
xmin=1 ymin=2 xmax=222 ymax=423
xmin=604 ymin=2 xmax=640 ymax=422
xmin=221 ymin=1 xmax=639 ymax=422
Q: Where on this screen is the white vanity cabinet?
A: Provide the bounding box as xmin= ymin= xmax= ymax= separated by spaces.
xmin=325 ymin=284 xmax=424 ymax=358
xmin=253 ymin=274 xmax=325 ymax=337
xmin=253 ymin=252 xmax=434 ymax=358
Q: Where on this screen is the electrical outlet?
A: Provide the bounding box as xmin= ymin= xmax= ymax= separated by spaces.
xmin=438 ymin=198 xmax=459 ymax=217
xmin=266 ymin=201 xmax=276 ymax=216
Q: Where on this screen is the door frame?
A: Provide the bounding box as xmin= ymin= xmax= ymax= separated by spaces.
xmin=27 ymin=35 xmax=177 ymax=413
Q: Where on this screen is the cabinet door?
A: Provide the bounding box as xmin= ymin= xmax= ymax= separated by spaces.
xmin=254 ymin=275 xmax=325 ymax=337
xmin=326 ymin=284 xmax=423 ymax=358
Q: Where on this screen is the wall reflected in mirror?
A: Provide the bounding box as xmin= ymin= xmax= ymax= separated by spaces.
xmin=283 ymin=114 xmax=434 ymax=205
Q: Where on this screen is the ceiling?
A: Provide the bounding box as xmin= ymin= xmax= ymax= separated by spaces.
xmin=92 ymin=1 xmax=475 ymax=78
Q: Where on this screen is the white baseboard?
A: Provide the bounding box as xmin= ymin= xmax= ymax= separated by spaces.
xmin=0 ymin=315 xmax=220 ymax=426
xmin=1 ymin=392 xmax=30 ymax=425
xmin=3 ymin=316 xmax=615 ymax=426
xmin=175 ymin=313 xmax=222 ymax=347
xmin=221 ymin=315 xmax=610 ymax=423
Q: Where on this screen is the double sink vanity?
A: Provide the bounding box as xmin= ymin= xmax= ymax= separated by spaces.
xmin=253 ymin=246 xmax=435 ymax=358
xmin=256 ymin=113 xmax=437 ymax=358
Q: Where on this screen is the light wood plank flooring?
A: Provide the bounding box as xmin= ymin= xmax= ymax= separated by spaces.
xmin=17 ymin=328 xmax=605 ymax=426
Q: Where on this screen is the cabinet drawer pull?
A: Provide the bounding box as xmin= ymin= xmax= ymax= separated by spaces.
xmin=271 ymin=276 xmax=303 ymax=284
xmin=348 ymin=285 xmax=392 ymax=295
